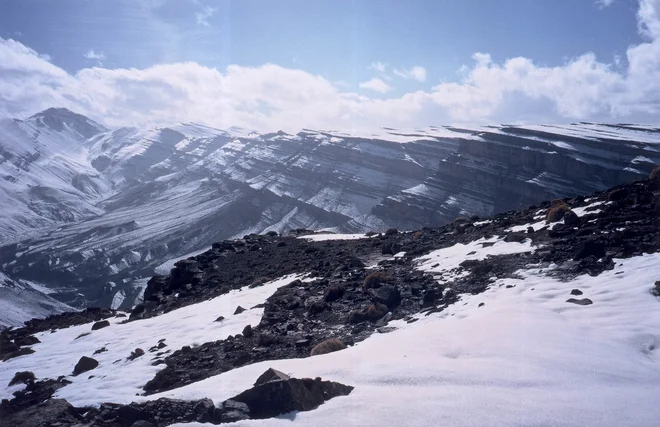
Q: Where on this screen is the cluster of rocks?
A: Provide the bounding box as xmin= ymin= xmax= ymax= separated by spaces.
xmin=0 ymin=369 xmax=352 ymax=427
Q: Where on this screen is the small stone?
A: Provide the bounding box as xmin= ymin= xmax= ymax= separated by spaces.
xmin=127 ymin=348 xmax=145 ymax=361
xmin=234 ymin=306 xmax=246 ymax=315
xmin=570 ymin=289 xmax=583 ymax=296
xmin=478 ymin=302 xmax=485 ymax=307
xmin=215 ymin=316 xmax=225 ymax=322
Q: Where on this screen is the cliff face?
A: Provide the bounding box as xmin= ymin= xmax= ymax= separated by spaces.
xmin=374 ymin=124 xmax=658 ymax=229
xmin=0 ymin=109 xmax=658 ymax=312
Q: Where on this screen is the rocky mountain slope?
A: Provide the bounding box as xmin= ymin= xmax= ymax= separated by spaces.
xmin=1 ymin=173 xmax=659 ymax=427
xmin=1 ymin=108 xmax=659 ymax=315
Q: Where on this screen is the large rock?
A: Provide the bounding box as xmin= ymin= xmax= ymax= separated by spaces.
xmin=72 ymin=356 xmax=99 ymax=376
xmin=370 ymin=285 xmax=402 ymax=308
xmin=229 ymin=373 xmax=354 ymax=419
xmin=91 ymin=320 xmax=111 ymax=330
xmin=254 ymin=368 xmax=290 ymax=386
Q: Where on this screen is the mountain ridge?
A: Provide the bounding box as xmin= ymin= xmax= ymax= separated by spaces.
xmin=1 ymin=108 xmax=659 ymax=316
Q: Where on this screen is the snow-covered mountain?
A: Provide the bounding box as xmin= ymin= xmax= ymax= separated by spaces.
xmin=1 ymin=108 xmax=659 ymax=314
xmin=1 ymin=175 xmax=660 ymax=426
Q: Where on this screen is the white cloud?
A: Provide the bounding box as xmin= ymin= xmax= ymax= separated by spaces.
xmin=359 ymin=78 xmax=392 ymax=94
xmin=1 ymin=0 xmax=660 ymax=131
xmin=370 ymin=62 xmax=387 ymax=73
xmin=196 ymin=6 xmax=217 ymax=27
xmin=84 ymin=49 xmax=106 ymax=61
xmin=596 ymin=0 xmax=615 ymax=8
xmin=394 ymin=66 xmax=427 ymax=82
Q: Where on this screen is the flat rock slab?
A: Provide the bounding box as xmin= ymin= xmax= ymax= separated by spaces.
xmin=230 ymin=375 xmax=354 ymax=419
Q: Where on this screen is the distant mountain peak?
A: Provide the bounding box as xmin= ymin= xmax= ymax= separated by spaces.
xmin=28 ymin=107 xmax=107 ymax=139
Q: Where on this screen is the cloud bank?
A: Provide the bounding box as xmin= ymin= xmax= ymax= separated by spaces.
xmin=0 ymin=0 xmax=659 ymax=132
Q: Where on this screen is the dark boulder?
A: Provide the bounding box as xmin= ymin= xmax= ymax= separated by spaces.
xmin=127 ymin=348 xmax=145 ymax=361
xmin=254 ymin=368 xmax=290 ymax=386
xmin=242 ymin=325 xmax=254 ymax=338
xmin=563 ymin=210 xmax=580 ymax=226
xmin=370 ymin=285 xmax=402 ymax=308
xmin=8 ymin=371 xmax=35 ymax=386
xmin=91 ymin=320 xmax=111 ymax=330
xmin=570 ymin=289 xmax=583 ymax=296
xmin=14 ymin=335 xmax=40 ymax=347
xmin=229 ymin=373 xmax=354 ymax=419
xmin=73 ymin=356 xmax=99 ymax=376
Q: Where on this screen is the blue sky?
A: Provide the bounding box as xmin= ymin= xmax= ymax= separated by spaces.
xmin=1 ymin=0 xmax=641 ymax=89
xmin=0 ymin=0 xmax=659 ymax=131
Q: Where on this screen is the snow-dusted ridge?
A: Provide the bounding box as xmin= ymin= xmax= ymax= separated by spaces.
xmin=1 ymin=107 xmax=660 ymax=321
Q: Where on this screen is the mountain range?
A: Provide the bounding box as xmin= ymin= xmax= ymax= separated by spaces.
xmin=1 ymin=172 xmax=659 ymax=426
xmin=1 ymin=107 xmax=659 ymax=325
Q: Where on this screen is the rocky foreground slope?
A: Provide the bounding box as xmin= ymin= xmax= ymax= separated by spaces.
xmin=1 ymin=172 xmax=659 ymax=427
xmin=1 ymin=108 xmax=659 ymax=315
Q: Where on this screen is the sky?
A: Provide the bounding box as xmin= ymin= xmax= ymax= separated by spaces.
xmin=0 ymin=0 xmax=659 ymax=132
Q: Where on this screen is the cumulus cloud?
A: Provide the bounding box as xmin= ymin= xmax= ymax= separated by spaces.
xmin=84 ymin=49 xmax=106 ymax=61
xmin=359 ymin=78 xmax=392 ymax=94
xmin=393 ymin=66 xmax=427 ymax=82
xmin=196 ymin=6 xmax=217 ymax=27
xmin=0 ymin=0 xmax=659 ymax=131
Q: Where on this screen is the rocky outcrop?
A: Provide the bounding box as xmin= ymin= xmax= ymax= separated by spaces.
xmin=1 ymin=370 xmax=352 ymax=427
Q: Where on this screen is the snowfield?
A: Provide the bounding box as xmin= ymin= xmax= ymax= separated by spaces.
xmin=0 ymin=274 xmax=308 ymax=406
xmin=169 ymin=252 xmax=660 ymax=427
xmin=3 ymin=234 xmax=660 ymax=426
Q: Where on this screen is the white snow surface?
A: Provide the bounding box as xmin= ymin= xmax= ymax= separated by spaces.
xmin=168 ymin=252 xmax=660 ymax=427
xmin=0 ymin=274 xmax=307 ymax=406
xmin=414 ymin=236 xmax=536 ymax=277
